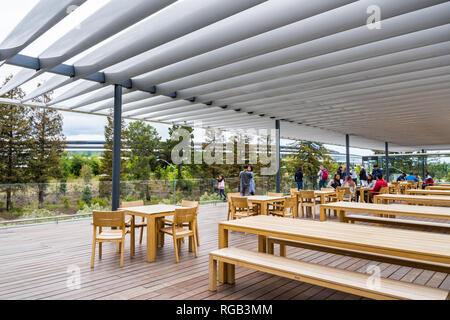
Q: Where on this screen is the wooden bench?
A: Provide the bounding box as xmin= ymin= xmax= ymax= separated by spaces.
xmin=266 ymin=237 xmax=450 ymax=274
xmin=209 ymin=248 xmax=450 ymax=300
xmin=345 ymin=214 xmax=450 ymax=232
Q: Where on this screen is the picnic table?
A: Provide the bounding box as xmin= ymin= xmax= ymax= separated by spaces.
xmin=426 ymin=186 xmax=450 ymax=190
xmin=407 ymin=189 xmax=450 ymax=196
xmin=119 ymin=204 xmax=178 ymax=262
xmin=355 ymin=186 xmax=371 ymax=202
xmin=247 ymin=195 xmax=286 ymax=215
xmin=374 ymin=194 xmax=450 ymax=206
xmin=217 ymin=215 xmax=450 ymax=284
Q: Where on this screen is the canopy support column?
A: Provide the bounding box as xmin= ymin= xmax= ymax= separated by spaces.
xmin=422 ymin=149 xmax=426 ymax=179
xmin=385 ymin=142 xmax=389 ymax=181
xmin=346 ymin=134 xmax=350 ymax=177
xmin=112 ymin=84 xmax=122 ymax=211
xmin=275 ymin=120 xmax=281 ymax=193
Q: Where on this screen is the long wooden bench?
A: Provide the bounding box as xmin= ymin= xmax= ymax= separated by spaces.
xmin=266 ymin=238 xmax=450 ymax=274
xmin=209 ymin=248 xmax=450 ymax=300
xmin=345 ymin=214 xmax=450 ymax=232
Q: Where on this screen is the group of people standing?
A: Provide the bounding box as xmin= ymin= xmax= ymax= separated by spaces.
xmin=216 ymin=164 xmax=256 ymax=201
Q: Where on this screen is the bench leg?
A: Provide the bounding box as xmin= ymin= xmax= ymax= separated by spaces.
xmin=280 ymin=244 xmax=286 ymax=257
xmin=268 ymin=240 xmax=274 ymax=255
xmin=227 ymin=264 xmax=235 ymax=284
xmin=258 ymin=235 xmax=267 ymax=253
xmin=209 ymin=256 xmax=217 ymax=291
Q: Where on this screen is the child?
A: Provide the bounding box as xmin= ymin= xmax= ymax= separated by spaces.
xmin=217 ymin=175 xmax=227 ymax=201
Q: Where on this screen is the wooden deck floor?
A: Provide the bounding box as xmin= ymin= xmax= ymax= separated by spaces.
xmin=0 ymin=204 xmax=449 ymax=300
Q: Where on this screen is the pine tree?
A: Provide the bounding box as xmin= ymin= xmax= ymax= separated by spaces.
xmin=0 ymin=76 xmax=32 ymax=211
xmin=99 ymin=113 xmax=128 ymax=198
xmin=29 ymin=89 xmax=65 ymax=208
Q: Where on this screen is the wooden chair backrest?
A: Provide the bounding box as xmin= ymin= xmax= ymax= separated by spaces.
xmin=120 ymin=200 xmax=144 ymax=208
xmin=268 ymin=192 xmax=283 ymax=197
xmin=337 ymin=186 xmax=351 ymax=195
xmin=379 ymin=187 xmax=389 ymax=194
xmin=284 ymin=196 xmax=297 ymax=209
xmin=93 ymin=211 xmax=125 ymax=229
xmin=230 ymin=196 xmax=249 ymax=209
xmin=336 ymin=189 xmax=346 ymax=201
xmin=290 ymin=188 xmax=298 ymax=196
xmin=299 ymin=190 xmax=315 ymax=201
xmin=181 ymin=200 xmax=199 ymax=215
xmin=173 ymin=207 xmax=197 ymax=225
xmin=227 ymin=193 xmax=241 ymax=204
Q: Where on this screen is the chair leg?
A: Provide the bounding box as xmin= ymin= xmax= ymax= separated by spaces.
xmin=120 ymin=240 xmax=125 ymax=268
xmin=99 ymin=242 xmax=102 ymax=259
xmin=195 ymin=220 xmax=200 ymax=246
xmin=192 ymin=233 xmax=198 ymax=258
xmin=209 ymin=256 xmax=217 ymax=291
xmin=91 ymin=241 xmax=96 ymax=268
xmin=139 ymin=226 xmax=144 ymax=245
xmin=173 ymin=235 xmax=179 ymax=263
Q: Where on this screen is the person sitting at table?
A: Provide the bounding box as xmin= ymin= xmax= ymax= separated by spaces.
xmin=396 ymin=172 xmax=406 ymax=182
xmin=327 ymin=174 xmax=341 ymax=189
xmin=405 ymin=172 xmax=419 ymax=182
xmin=342 ymin=175 xmax=356 ymax=191
xmin=366 ymin=174 xmax=375 ymax=189
xmin=369 ymin=173 xmax=388 ymax=202
xmin=422 ymin=172 xmax=434 ymax=189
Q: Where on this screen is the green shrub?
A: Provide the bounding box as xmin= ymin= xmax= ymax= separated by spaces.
xmin=92 ymin=198 xmax=108 ymax=207
xmin=199 ymin=192 xmax=221 ymax=202
xmin=77 ymin=200 xmax=87 ymax=210
xmin=0 ymin=200 xmax=4 ymax=208
xmin=124 ymin=195 xmax=137 ymax=202
xmin=61 ymin=197 xmax=70 ymax=208
xmin=81 ymin=186 xmax=92 ymax=206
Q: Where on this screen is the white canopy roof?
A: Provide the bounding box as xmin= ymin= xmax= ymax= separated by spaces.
xmin=1 ymin=0 xmax=449 ymax=151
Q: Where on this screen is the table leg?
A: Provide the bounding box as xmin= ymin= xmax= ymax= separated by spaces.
xmin=361 ymin=191 xmax=365 ymax=203
xmin=261 ymin=202 xmax=267 ymax=215
xmin=130 ymin=215 xmax=135 ymax=257
xmin=146 ymin=216 xmax=157 ymax=262
xmin=258 ymin=235 xmax=267 ymax=253
xmin=338 ymin=210 xmax=346 ymax=223
xmin=320 ymin=206 xmax=327 ymax=221
xmin=218 ymin=225 xmax=229 ymax=283
xmin=294 ymin=195 xmax=299 ymax=218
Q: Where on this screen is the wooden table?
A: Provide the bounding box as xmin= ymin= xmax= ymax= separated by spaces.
xmin=407 ymin=189 xmax=450 ymax=196
xmin=314 ymin=190 xmax=336 ymax=204
xmin=355 ymin=187 xmax=371 ymax=203
xmin=426 ymin=186 xmax=450 ymax=190
xmin=374 ymin=194 xmax=450 ymax=206
xmin=247 ymin=195 xmax=286 ymax=215
xmin=319 ymin=201 xmax=450 ymax=222
xmin=217 ymin=215 xmax=450 ymax=283
xmin=119 ymin=204 xmax=178 ymax=262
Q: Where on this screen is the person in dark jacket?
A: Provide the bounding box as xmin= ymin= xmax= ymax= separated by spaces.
xmin=359 ymin=166 xmax=368 ymax=186
xmin=372 ymin=164 xmax=383 ymax=178
xmin=397 ymin=173 xmax=407 ymax=182
xmin=239 ymin=164 xmax=252 ymax=196
xmin=295 ymin=166 xmax=304 ymax=190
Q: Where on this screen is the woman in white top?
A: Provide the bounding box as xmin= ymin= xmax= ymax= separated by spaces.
xmin=366 ymin=174 xmax=375 ymax=189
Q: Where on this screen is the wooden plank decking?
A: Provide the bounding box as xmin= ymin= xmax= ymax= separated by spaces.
xmin=0 ymin=204 xmax=449 ymax=300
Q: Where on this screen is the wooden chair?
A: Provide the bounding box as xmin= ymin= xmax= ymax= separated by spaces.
xmin=181 ymin=200 xmax=200 ymax=247
xmin=267 ymin=192 xmax=284 ymax=211
xmin=227 ymin=193 xmax=241 ymax=220
xmin=337 ymin=187 xmax=352 ymax=202
xmin=268 ymin=192 xmax=284 ymax=197
xmin=268 ymin=196 xmax=296 ymax=218
xmin=159 ymin=207 xmax=198 ymax=263
xmin=367 ymin=186 xmax=389 ymax=202
xmin=298 ymin=190 xmax=317 ymax=219
xmin=91 ymin=210 xmax=126 ymax=268
xmin=230 ymin=196 xmax=259 ymax=220
xmin=120 ymin=200 xmax=146 ymax=245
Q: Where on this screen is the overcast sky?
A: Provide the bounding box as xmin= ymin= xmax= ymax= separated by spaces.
xmin=0 ymin=1 xmax=375 ymax=156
